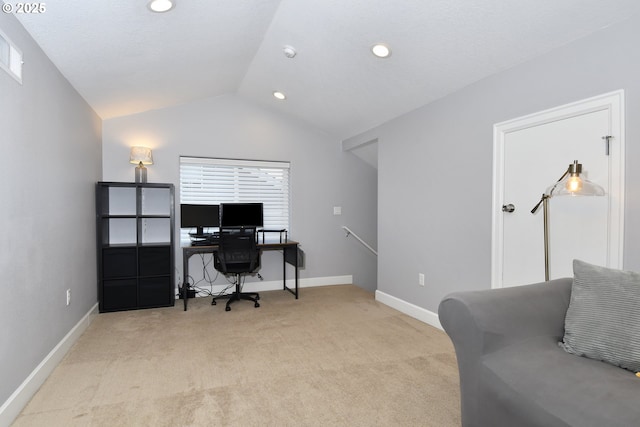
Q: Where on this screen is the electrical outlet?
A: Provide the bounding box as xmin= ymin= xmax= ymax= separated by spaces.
xmin=66 ymin=289 xmax=71 ymax=306
xmin=418 ymin=273 xmax=425 ymax=287
xmin=333 ymin=206 xmax=342 ymax=215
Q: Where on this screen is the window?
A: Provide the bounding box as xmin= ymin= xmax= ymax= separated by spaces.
xmin=179 ymin=156 xmax=290 ymax=241
xmin=0 ymin=29 xmax=23 ymax=83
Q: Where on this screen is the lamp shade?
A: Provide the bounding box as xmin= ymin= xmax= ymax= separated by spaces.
xmin=546 ymin=160 xmax=604 ymax=197
xmin=129 ymin=146 xmax=153 ymax=165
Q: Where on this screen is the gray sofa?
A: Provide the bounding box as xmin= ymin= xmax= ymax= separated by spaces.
xmin=438 ymin=278 xmax=640 ymax=427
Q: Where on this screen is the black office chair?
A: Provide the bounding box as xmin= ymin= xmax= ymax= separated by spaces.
xmin=211 ymin=227 xmax=261 ymax=311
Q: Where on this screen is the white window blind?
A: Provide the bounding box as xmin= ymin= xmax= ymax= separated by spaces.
xmin=179 ymin=157 xmax=290 ymax=239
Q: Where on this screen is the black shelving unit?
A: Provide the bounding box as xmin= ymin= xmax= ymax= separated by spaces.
xmin=96 ymin=182 xmax=175 ymax=312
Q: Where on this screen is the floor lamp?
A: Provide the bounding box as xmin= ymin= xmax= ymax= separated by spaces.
xmin=530 ymin=160 xmax=605 ymax=281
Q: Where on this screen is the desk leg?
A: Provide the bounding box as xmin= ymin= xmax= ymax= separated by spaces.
xmin=295 ymin=255 xmax=299 ymax=299
xmin=282 ymin=250 xmax=286 ymax=292
xmin=282 ymin=245 xmax=299 ymax=299
xmin=182 ymin=251 xmax=189 ymax=311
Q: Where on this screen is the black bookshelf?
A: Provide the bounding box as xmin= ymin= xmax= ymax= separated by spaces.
xmin=96 ymin=182 xmax=175 ymax=312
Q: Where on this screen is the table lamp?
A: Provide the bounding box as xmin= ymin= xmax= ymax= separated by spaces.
xmin=129 ymin=146 xmax=153 ymax=183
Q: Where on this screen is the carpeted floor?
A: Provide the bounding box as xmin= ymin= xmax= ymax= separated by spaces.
xmin=13 ymin=285 xmax=460 ymax=426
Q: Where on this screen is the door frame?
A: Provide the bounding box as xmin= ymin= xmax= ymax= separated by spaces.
xmin=491 ymin=90 xmax=625 ymax=288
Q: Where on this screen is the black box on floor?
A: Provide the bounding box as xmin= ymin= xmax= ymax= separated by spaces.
xmin=178 ymin=288 xmax=197 ymax=299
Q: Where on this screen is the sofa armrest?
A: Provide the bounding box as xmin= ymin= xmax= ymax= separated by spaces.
xmin=439 ymin=278 xmax=572 ymax=354
xmin=438 ymin=278 xmax=572 ymax=427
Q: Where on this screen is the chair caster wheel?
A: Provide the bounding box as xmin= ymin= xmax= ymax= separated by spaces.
xmin=225 ymin=306 xmax=231 ymax=311
xmin=211 ymin=300 xmax=216 ymax=305
xmin=255 ymin=302 xmax=260 ymax=308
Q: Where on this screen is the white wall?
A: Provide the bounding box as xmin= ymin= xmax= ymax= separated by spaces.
xmin=102 ymin=94 xmax=378 ymax=293
xmin=0 ymin=11 xmax=102 ymax=414
xmin=356 ymin=13 xmax=640 ymax=313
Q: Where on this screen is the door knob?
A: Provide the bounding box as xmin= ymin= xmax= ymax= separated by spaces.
xmin=502 ymin=204 xmax=515 ymax=213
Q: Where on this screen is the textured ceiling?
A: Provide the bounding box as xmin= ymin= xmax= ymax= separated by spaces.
xmin=13 ymin=0 xmax=640 ymax=140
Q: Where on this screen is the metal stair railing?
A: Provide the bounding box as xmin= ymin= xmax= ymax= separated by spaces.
xmin=342 ymin=226 xmax=377 ymax=256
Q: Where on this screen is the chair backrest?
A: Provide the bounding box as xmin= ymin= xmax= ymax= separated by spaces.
xmin=214 ymin=227 xmax=260 ymax=274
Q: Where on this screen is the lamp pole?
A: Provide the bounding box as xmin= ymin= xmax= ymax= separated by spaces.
xmin=532 ymin=193 xmax=552 ymax=281
xmin=530 ymin=160 xmax=604 ymax=282
xmin=542 ymin=195 xmax=550 ymax=281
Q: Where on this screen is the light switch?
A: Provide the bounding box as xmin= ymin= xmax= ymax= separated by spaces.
xmin=333 ymin=206 xmax=342 ymax=215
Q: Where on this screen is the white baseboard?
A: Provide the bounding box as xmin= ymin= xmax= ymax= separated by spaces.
xmin=244 ymin=274 xmax=353 ymax=292
xmin=375 ymin=290 xmax=442 ymax=330
xmin=184 ymin=275 xmax=353 ymax=296
xmin=0 ymin=303 xmax=99 ymax=427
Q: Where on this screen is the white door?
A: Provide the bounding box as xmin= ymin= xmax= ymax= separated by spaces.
xmin=492 ymin=91 xmax=625 ymax=288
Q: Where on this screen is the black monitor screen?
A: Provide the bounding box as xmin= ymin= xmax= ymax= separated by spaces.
xmin=220 ymin=203 xmax=263 ymax=227
xmin=180 ymin=204 xmax=219 ymax=235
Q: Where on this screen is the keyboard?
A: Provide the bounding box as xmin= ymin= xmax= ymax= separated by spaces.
xmin=191 ymin=234 xmax=219 ymax=246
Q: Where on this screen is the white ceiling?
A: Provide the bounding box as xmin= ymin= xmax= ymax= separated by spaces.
xmin=13 ymin=0 xmax=640 ymax=140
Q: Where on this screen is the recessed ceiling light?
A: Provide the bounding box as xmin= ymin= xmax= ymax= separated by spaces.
xmin=283 ymin=45 xmax=297 ymax=59
xmin=148 ymin=0 xmax=174 ymax=13
xmin=371 ymin=43 xmax=391 ymax=58
xmin=273 ymin=91 xmax=286 ymax=100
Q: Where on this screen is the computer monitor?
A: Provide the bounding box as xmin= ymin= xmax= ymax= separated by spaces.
xmin=220 ymin=203 xmax=264 ymax=228
xmin=180 ymin=204 xmax=219 ymax=236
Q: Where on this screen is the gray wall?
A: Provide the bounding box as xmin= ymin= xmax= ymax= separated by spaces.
xmin=101 ymin=94 xmax=378 ymax=292
xmin=0 ymin=13 xmax=102 ymax=407
xmin=360 ymin=14 xmax=640 ymax=313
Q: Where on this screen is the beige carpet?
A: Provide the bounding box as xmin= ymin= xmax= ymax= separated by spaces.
xmin=13 ymin=285 xmax=460 ymax=426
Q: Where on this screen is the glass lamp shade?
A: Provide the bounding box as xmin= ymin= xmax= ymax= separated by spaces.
xmin=546 ymin=160 xmax=605 ymax=197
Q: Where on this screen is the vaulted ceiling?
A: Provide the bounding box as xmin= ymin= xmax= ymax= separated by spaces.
xmin=14 ymin=0 xmax=640 ymax=140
